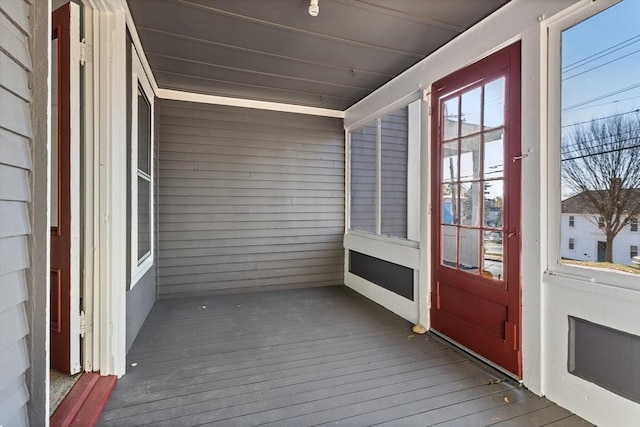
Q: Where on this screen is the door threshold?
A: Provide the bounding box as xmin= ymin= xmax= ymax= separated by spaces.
xmin=430 ymin=329 xmax=522 ymax=383
xmin=50 ymin=372 xmax=117 ymax=427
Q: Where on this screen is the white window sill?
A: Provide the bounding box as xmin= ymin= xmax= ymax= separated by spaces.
xmin=544 ymin=267 xmax=640 ymax=295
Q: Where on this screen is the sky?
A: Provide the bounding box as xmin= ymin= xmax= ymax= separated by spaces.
xmin=561 ymin=0 xmax=640 ymax=132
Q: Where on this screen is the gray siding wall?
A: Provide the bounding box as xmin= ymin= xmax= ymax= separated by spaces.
xmin=126 ymin=268 xmax=156 ymax=351
xmin=0 ymin=1 xmax=33 ymax=426
xmin=158 ymin=100 xmax=345 ymax=297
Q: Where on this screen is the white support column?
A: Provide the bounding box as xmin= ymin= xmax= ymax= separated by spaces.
xmin=83 ymin=1 xmax=128 ymax=377
xmin=418 ymin=87 xmax=432 ymax=331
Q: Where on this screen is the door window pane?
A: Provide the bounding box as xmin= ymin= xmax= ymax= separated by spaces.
xmin=442 ymin=225 xmax=457 ymax=267
xmin=483 ymin=231 xmax=503 ymax=280
xmin=460 ymin=87 xmax=482 ymax=136
xmin=443 ymin=97 xmax=459 ymax=140
xmin=484 ymin=180 xmax=504 ymax=228
xmin=484 ymin=129 xmax=504 ymax=179
xmin=442 ymin=141 xmax=458 ymax=182
xmin=460 ymin=182 xmax=481 ymax=227
xmin=459 ymin=228 xmax=480 ymax=273
xmin=442 ymin=184 xmax=457 ymax=225
xmin=460 ymin=134 xmax=481 ymax=181
xmin=484 ymin=77 xmax=505 ymax=129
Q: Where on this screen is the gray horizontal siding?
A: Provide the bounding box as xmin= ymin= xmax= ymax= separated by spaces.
xmin=0 ymin=1 xmax=32 ymax=425
xmin=158 ymin=100 xmax=344 ymax=297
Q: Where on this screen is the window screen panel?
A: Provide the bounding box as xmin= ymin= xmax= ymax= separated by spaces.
xmin=381 ymin=107 xmax=408 ymax=238
xmin=350 ymin=121 xmax=377 ymax=233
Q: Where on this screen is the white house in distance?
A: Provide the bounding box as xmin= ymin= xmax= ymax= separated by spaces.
xmin=562 ymin=190 xmax=640 ymax=266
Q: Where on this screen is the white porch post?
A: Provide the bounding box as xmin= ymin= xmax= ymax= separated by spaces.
xmin=83 ymin=1 xmax=128 ymax=377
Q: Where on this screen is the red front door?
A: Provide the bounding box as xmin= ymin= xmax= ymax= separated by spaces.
xmin=430 ymin=42 xmax=522 ymax=377
xmin=50 ymin=4 xmax=73 ymax=374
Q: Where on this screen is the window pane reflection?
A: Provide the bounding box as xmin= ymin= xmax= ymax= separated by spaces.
xmin=442 ymin=141 xmax=458 ymax=182
xmin=459 ymin=228 xmax=480 ymax=273
xmin=442 ymin=225 xmax=457 ymax=267
xmin=461 ymin=87 xmax=482 ymax=136
xmin=483 ymin=180 xmax=503 ymax=228
xmin=484 ymin=129 xmax=504 ymax=179
xmin=443 ymin=97 xmax=460 ymax=140
xmin=483 ymin=231 xmax=503 ymax=280
xmin=442 ymin=183 xmax=457 ymax=225
xmin=460 ymin=182 xmax=481 ymax=227
xmin=460 ymin=134 xmax=480 ymax=181
xmin=484 ymin=77 xmax=505 ymax=129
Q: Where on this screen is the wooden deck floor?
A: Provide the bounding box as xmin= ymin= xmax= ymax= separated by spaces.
xmin=100 ymin=286 xmax=592 ymax=427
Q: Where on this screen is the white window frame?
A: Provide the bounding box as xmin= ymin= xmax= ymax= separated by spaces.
xmin=346 ymin=100 xmax=420 ymax=244
xmin=630 ymin=217 xmax=638 ymax=232
xmin=569 ymin=238 xmax=576 ymax=251
xmin=568 ymin=215 xmax=575 ymax=228
xmin=631 ymin=245 xmax=638 ymax=259
xmin=130 ymin=46 xmax=154 ymax=287
xmin=545 ymin=0 xmax=637 ymax=290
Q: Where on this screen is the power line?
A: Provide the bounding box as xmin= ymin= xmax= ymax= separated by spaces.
xmin=562 ymin=143 xmax=640 ymax=161
xmin=562 ymin=49 xmax=640 ymax=81
xmin=562 ymin=95 xmax=640 ymax=113
xmin=562 ymin=109 xmax=640 ymax=128
xmin=563 ymin=35 xmax=640 ymax=71
xmin=562 ymin=136 xmax=639 ymax=156
xmin=562 ymin=83 xmax=640 ymax=111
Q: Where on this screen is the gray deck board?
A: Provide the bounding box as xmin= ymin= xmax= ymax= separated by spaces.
xmin=100 ymin=286 xmax=592 ymax=427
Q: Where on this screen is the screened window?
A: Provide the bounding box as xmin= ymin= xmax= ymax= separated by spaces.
xmin=631 ymin=245 xmax=638 ymax=259
xmin=130 ymin=46 xmax=154 ymax=286
xmin=350 ymin=121 xmax=377 ymax=234
xmin=349 ymin=105 xmax=417 ymax=241
xmin=569 ymin=238 xmax=575 ymax=251
xmin=381 ymin=107 xmax=408 ymax=238
xmin=631 ymin=218 xmax=638 ymax=232
xmin=569 ymin=215 xmax=575 ymax=228
xmin=137 ymin=87 xmax=151 ymax=262
xmin=552 ymin=0 xmax=640 ymax=284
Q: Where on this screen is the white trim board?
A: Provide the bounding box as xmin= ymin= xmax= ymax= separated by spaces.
xmin=156 ymin=88 xmax=345 ymax=118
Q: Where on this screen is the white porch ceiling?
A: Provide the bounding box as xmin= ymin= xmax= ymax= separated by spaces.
xmin=127 ymin=0 xmax=510 ymax=110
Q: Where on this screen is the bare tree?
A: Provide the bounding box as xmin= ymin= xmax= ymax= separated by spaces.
xmin=561 ymin=112 xmax=640 ymax=263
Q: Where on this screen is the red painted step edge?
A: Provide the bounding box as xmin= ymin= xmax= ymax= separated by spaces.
xmin=50 ymin=373 xmax=117 ymax=427
xmin=50 ymin=373 xmax=99 ymax=427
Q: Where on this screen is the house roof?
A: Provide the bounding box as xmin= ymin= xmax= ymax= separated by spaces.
xmin=562 ymin=189 xmax=640 ymax=215
xmin=126 ymin=0 xmax=509 ymax=110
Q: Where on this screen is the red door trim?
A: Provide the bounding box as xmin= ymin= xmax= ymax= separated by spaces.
xmin=50 ymin=4 xmax=73 ymax=374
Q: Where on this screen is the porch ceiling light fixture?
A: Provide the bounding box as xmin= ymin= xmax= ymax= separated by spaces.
xmin=309 ymin=0 xmax=319 ymax=17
